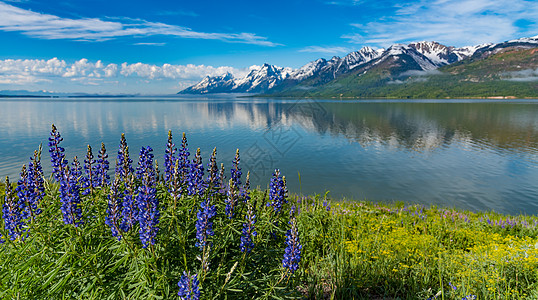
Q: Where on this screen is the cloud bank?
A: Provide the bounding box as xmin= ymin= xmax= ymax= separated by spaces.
xmin=342 ymin=0 xmax=538 ymax=47
xmin=0 ymin=58 xmax=254 ymax=93
xmin=502 ymin=69 xmax=538 ymax=82
xmin=0 ymin=2 xmax=279 ymax=46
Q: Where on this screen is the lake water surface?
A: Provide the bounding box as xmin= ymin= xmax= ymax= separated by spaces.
xmin=1 ymin=96 xmax=537 ymax=215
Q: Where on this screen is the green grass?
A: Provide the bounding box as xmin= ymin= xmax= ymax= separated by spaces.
xmin=296 ymin=197 xmax=538 ymax=299
xmin=3 ymin=177 xmax=538 ymax=299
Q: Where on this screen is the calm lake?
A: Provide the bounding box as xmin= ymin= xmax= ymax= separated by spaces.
xmin=1 ymin=96 xmax=537 ymax=215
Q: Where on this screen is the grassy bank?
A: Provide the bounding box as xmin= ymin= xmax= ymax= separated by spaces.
xmin=2 ymin=178 xmax=538 ymax=299
xmin=296 ymin=197 xmax=538 ymax=299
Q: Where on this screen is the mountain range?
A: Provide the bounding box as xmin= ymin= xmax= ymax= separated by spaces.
xmin=179 ymin=36 xmax=538 ymax=98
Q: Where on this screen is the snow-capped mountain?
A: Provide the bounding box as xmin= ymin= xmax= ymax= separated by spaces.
xmin=180 ymin=72 xmax=235 ymax=94
xmin=287 ymin=46 xmax=384 ymax=82
xmin=471 ymin=36 xmax=538 ymax=58
xmin=179 ymin=64 xmax=291 ymax=94
xmin=233 ymin=63 xmax=292 ymax=93
xmin=408 ymin=41 xmax=461 ymax=66
xmin=179 ymin=36 xmax=538 ymax=95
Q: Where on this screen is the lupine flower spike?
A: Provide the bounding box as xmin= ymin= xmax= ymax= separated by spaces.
xmin=2 ymin=176 xmax=25 ymax=240
xmin=96 ymin=143 xmax=110 ymax=188
xmin=231 ymin=149 xmax=242 ymax=187
xmin=155 ymin=160 xmax=160 ymax=183
xmin=164 ymin=129 xmax=177 ymax=183
xmin=188 ymin=148 xmax=205 ymax=196
xmin=177 ymin=271 xmax=200 ymax=300
xmin=169 ymin=159 xmax=183 ymax=209
xmin=105 ymin=177 xmax=123 ymax=240
xmin=120 ymin=174 xmax=137 ymax=232
xmin=27 ymin=149 xmax=45 ymax=218
xmin=16 ymin=165 xmax=32 ymax=221
xmin=207 ymin=147 xmax=219 ymax=191
xmin=195 ymin=197 xmax=216 ymax=249
xmin=136 ymin=146 xmax=159 ymax=248
xmin=282 ymin=217 xmax=302 ymax=275
xmin=49 ymin=124 xmax=67 ymax=182
xmin=268 ymin=169 xmax=288 ymax=214
xmin=241 ymin=171 xmax=251 ymax=203
xmin=116 ymin=133 xmax=133 ymax=181
xmin=240 ymin=197 xmax=257 ymax=253
xmin=218 ymin=163 xmax=226 ymax=195
xmin=59 ymin=160 xmax=83 ymax=227
xmin=83 ymin=145 xmax=97 ymax=195
xmin=225 ymin=178 xmax=239 ymax=219
xmin=17 ymin=157 xmax=44 ymax=224
xmin=71 ymin=156 xmax=83 ymax=185
xmin=179 ymin=132 xmax=190 ymax=183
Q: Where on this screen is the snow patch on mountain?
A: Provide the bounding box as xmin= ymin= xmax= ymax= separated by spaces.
xmin=289 ymin=58 xmax=327 ymax=81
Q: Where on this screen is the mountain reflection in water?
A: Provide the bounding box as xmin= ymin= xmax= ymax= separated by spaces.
xmin=0 ymin=98 xmax=536 ymax=214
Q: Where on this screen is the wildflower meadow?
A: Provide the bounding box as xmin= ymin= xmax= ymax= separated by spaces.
xmin=1 ymin=125 xmax=538 ymax=299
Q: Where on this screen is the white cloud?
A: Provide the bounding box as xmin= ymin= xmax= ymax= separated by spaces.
xmin=134 ymin=42 xmax=166 ymax=46
xmin=118 ymin=62 xmax=244 ymax=80
xmin=0 ymin=57 xmax=253 ymax=92
xmin=324 ymin=0 xmax=363 ymax=5
xmin=0 ymin=2 xmax=280 ymax=46
xmin=342 ymin=0 xmax=538 ymax=47
xmin=0 ymin=74 xmax=51 ymax=84
xmin=299 ymin=46 xmax=352 ymax=54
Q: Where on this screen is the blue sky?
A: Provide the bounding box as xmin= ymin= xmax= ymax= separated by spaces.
xmin=0 ymin=0 xmax=537 ymax=94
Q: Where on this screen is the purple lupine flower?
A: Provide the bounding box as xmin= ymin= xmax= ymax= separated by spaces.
xmin=282 ymin=217 xmax=301 ymax=275
xmin=59 ymin=162 xmax=83 ymax=227
xmin=16 ymin=165 xmax=32 ymax=220
xmin=217 ymin=163 xmax=226 ymax=195
xmin=27 ymin=149 xmax=45 ymax=216
xmin=96 ymin=142 xmax=110 ymax=188
xmin=168 ymin=159 xmax=183 ymax=207
xmin=289 ymin=205 xmax=297 ymax=217
xmin=178 ymin=271 xmax=200 ymax=300
xmin=2 ymin=176 xmax=26 ymax=240
xmin=178 ymin=132 xmax=190 ymax=182
xmin=225 ymin=178 xmax=239 ymax=219
xmin=230 ymin=149 xmax=242 ymax=187
xmin=17 ymin=156 xmax=44 ymax=224
xmin=449 ymin=282 xmax=457 ymax=291
xmin=14 ymin=157 xmax=42 ymax=226
xmin=195 ymin=197 xmax=216 ymax=249
xmin=82 ymin=145 xmax=97 ymax=196
xmin=267 ymin=169 xmax=288 ymax=214
xmin=136 ymin=146 xmax=155 ymax=180
xmin=164 ymin=130 xmax=177 ymax=183
xmin=187 ymin=148 xmax=205 ymax=196
xmin=206 ymin=147 xmax=220 ymax=192
xmin=323 ymin=200 xmax=331 ymax=212
xmin=136 ymin=146 xmax=159 ymax=248
xmin=240 ymin=171 xmax=251 ymax=203
xmin=105 ymin=177 xmax=123 ymax=240
xmin=71 ymin=156 xmax=83 ymax=184
xmin=155 ymin=160 xmax=161 ymax=183
xmin=115 ymin=133 xmax=133 ymax=180
xmin=120 ymin=174 xmax=137 ymax=232
xmin=240 ymin=199 xmax=257 ymax=253
xmin=48 ymin=124 xmax=67 ymax=182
